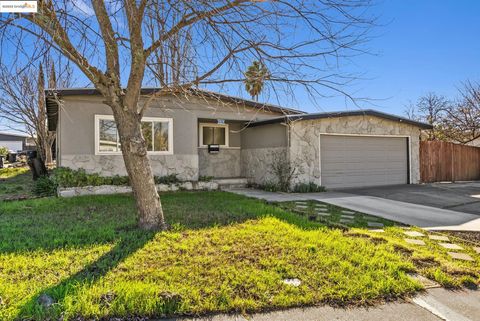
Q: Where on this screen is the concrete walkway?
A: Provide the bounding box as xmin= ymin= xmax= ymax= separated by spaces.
xmin=229 ymin=188 xmax=480 ymax=231
xmin=164 ymin=288 xmax=480 ymax=321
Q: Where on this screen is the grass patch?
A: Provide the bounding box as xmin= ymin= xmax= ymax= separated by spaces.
xmin=354 ymin=228 xmax=480 ymax=288
xmin=0 ymin=192 xmax=420 ymax=321
xmin=0 ymin=167 xmax=32 ymax=200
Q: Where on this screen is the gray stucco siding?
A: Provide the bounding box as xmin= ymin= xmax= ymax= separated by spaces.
xmin=57 ymin=95 xmax=284 ymax=178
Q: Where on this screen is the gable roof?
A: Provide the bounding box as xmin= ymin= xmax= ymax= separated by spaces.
xmin=247 ymin=109 xmax=433 ymax=129
xmin=45 ymin=87 xmax=304 ymax=131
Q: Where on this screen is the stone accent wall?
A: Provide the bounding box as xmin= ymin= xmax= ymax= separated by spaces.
xmin=241 ymin=147 xmax=287 ymax=185
xmin=60 ymin=154 xmax=198 ymax=181
xmin=198 ymin=148 xmax=241 ymax=178
xmin=288 ymin=115 xmax=422 ymax=185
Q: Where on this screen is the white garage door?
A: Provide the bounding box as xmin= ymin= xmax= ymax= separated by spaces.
xmin=320 ymin=135 xmax=408 ymax=188
xmin=0 ymin=141 xmax=22 ymax=152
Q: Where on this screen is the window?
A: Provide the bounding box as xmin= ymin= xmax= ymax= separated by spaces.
xmin=199 ymin=123 xmax=229 ymax=147
xmin=95 ymin=115 xmax=173 ymax=155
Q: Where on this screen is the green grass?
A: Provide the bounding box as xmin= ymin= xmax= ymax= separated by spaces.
xmin=0 ymin=167 xmax=33 ymax=200
xmin=0 ymin=192 xmax=422 ymax=321
xmin=353 ymin=228 xmax=480 ymax=288
xmin=279 ymin=200 xmax=401 ymax=228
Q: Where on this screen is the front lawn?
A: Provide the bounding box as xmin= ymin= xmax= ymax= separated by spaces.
xmin=0 ymin=192 xmax=422 ymax=321
xmin=0 ymin=167 xmax=33 ymax=200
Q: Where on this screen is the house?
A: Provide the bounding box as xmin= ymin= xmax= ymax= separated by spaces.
xmin=0 ymin=131 xmax=32 ymax=152
xmin=45 ymin=88 xmax=432 ymax=189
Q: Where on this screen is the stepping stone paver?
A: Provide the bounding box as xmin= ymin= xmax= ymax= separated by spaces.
xmin=428 ymin=235 xmax=450 ymax=241
xmin=439 ymin=243 xmax=464 ymax=250
xmin=474 ymin=247 xmax=480 ymax=254
xmin=339 ymin=219 xmax=354 ymax=224
xmin=316 ymin=212 xmax=330 ymax=216
xmin=316 ymin=208 xmax=328 ymax=212
xmin=404 ymin=238 xmax=426 ymax=246
xmin=448 ymin=252 xmax=474 ymax=261
xmin=369 ymin=229 xmax=385 ymax=233
xmin=404 ymin=231 xmax=425 ymax=237
xmin=342 ymin=210 xmax=355 ymax=214
xmin=341 ymin=214 xmax=355 ymax=219
xmin=283 ymin=278 xmax=301 ymax=286
xmin=407 ymin=273 xmax=440 ymax=289
xmin=367 ymin=222 xmax=384 ymax=227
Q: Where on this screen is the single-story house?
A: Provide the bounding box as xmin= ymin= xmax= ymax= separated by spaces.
xmin=45 ymin=88 xmax=432 ymax=189
xmin=0 ymin=131 xmax=32 ymax=152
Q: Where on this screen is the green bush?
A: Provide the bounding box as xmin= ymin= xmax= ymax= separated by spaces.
xmin=154 ymin=173 xmax=180 ymax=185
xmin=32 ymin=176 xmax=58 ymax=197
xmin=53 ymin=167 xmax=130 ymax=187
xmin=257 ymin=181 xmax=281 ymax=192
xmin=199 ymin=175 xmax=214 ymax=182
xmin=292 ymin=182 xmax=326 ymax=193
xmin=0 ymin=146 xmax=8 ymax=157
xmin=53 ymin=167 xmax=184 ymax=188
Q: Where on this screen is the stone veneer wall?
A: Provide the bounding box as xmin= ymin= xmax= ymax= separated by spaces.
xmin=288 ymin=115 xmax=422 ymax=186
xmin=60 ymin=154 xmax=198 ymax=181
xmin=241 ymin=147 xmax=287 ymax=185
xmin=198 ymin=148 xmax=241 ymax=178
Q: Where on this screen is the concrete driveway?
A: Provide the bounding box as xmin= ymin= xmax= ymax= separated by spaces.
xmin=230 ymin=183 xmax=480 ymax=230
xmin=342 ymin=182 xmax=480 ymax=215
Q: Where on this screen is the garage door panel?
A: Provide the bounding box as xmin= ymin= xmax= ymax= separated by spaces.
xmin=320 ymin=135 xmax=408 ymax=188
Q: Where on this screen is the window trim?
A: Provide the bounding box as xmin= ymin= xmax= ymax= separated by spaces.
xmin=199 ymin=122 xmax=229 ymax=147
xmin=95 ymin=114 xmax=174 ymax=155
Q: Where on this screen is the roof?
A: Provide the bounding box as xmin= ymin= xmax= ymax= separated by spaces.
xmin=247 ymin=109 xmax=434 ymax=129
xmin=45 ymin=87 xmax=304 ymax=131
xmin=0 ymin=131 xmax=29 ymax=138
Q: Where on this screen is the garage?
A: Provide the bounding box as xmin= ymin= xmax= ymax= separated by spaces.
xmin=320 ymin=134 xmax=409 ymax=188
xmin=0 ymin=141 xmax=23 ymax=152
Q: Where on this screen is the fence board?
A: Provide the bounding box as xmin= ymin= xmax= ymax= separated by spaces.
xmin=420 ymin=141 xmax=480 ymax=183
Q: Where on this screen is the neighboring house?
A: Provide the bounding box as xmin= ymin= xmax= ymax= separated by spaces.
xmin=45 ymin=88 xmax=432 ymax=189
xmin=0 ymin=131 xmax=31 ymax=152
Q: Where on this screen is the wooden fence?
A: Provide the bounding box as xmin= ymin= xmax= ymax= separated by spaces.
xmin=420 ymin=141 xmax=480 ymax=183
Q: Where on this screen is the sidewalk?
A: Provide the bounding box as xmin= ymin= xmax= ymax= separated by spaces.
xmin=164 ymin=288 xmax=480 ymax=321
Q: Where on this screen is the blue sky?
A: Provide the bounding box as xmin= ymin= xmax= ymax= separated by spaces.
xmin=2 ymin=0 xmax=480 ymax=134
xmin=296 ymin=0 xmax=480 ymax=115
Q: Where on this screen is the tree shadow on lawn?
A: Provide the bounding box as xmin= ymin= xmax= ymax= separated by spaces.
xmin=1 ymin=191 xmax=324 ymax=320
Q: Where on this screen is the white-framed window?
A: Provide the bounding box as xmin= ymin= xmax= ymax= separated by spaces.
xmin=199 ymin=123 xmax=229 ymax=147
xmin=95 ymin=115 xmax=173 ymax=155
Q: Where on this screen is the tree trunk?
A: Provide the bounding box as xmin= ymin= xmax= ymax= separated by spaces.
xmin=114 ymin=108 xmax=166 ymax=230
xmin=45 ymin=143 xmax=53 ymax=164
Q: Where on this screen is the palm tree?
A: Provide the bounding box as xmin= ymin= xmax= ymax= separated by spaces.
xmin=244 ymin=61 xmax=269 ymax=101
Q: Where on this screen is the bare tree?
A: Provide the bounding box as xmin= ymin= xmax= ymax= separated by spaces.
xmin=405 ymin=93 xmax=449 ymax=141
xmin=0 ymin=62 xmax=62 ymax=164
xmin=442 ymin=81 xmax=480 ymax=144
xmin=0 ymin=0 xmax=375 ymax=230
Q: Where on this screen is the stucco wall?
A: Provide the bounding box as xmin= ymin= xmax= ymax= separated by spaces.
xmin=288 ymin=115 xmax=422 ymax=186
xmin=198 ymin=148 xmax=241 ymax=178
xmin=239 ymin=123 xmax=288 ymax=184
xmin=241 ymin=147 xmax=288 ymax=185
xmin=57 ymin=94 xmax=283 ymax=177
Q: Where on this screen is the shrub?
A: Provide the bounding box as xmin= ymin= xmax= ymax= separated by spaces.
xmin=199 ymin=175 xmax=214 ymax=182
xmin=0 ymin=146 xmax=8 ymax=157
xmin=53 ymin=167 xmax=130 ymax=187
xmin=32 ymin=176 xmax=58 ymax=197
xmin=154 ymin=174 xmax=180 ymax=185
xmin=268 ymin=151 xmax=297 ymax=192
xmin=292 ymin=182 xmax=326 ymax=193
xmin=257 ymin=181 xmax=280 ymax=192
